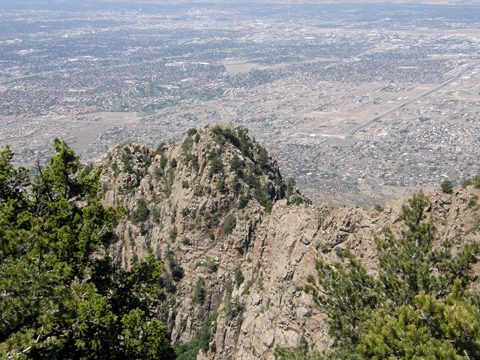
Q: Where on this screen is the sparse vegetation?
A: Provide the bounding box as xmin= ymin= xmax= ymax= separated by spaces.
xmin=155 ymin=142 xmax=166 ymax=155
xmin=169 ymin=226 xmax=178 ymax=241
xmin=235 ymin=269 xmax=245 ymax=288
xmin=175 ymin=312 xmax=219 ymax=360
xmin=287 ymin=195 xmax=303 ymax=206
xmin=209 ymin=156 xmax=223 ymax=176
xmin=192 ymin=278 xmax=206 ymax=304
xmin=130 ymin=197 xmax=150 ymax=224
xmin=165 ymin=248 xmax=185 ymax=282
xmin=242 ymin=280 xmax=253 ymax=296
xmin=257 ymin=277 xmax=264 ymax=291
xmin=441 ymin=179 xmax=453 ymax=194
xmin=216 ymin=178 xmax=227 ymax=193
xmin=187 ymin=128 xmax=197 ymax=137
xmin=223 ymin=214 xmax=237 ymax=234
xmin=265 ymin=199 xmax=273 ymax=214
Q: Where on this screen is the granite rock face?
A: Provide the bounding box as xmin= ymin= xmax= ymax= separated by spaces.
xmin=97 ymin=125 xmax=480 ymax=359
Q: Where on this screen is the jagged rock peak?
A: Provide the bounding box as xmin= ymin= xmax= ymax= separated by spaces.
xmin=94 ymin=125 xmax=480 ymax=360
xmin=95 ymin=124 xmax=313 ymax=358
xmin=98 ymin=123 xmax=307 ymax=215
xmin=96 ymin=123 xmax=308 ymax=274
xmin=95 ymin=124 xmax=480 ymax=360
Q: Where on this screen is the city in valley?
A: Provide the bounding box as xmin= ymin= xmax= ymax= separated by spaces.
xmin=1 ymin=0 xmax=480 ymax=207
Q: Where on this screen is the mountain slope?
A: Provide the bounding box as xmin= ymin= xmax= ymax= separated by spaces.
xmin=97 ymin=124 xmax=480 ymax=359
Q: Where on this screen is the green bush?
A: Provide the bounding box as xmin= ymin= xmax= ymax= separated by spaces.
xmin=151 ymin=207 xmax=161 ymax=224
xmin=231 ymin=176 xmax=240 ymax=189
xmin=244 ymin=171 xmax=260 ymax=189
xmin=192 ymin=278 xmax=206 ymax=305
xmin=83 ymin=162 xmax=94 ymax=175
xmin=475 ymin=175 xmax=480 ymax=188
xmin=258 ymin=147 xmax=269 ymax=168
xmin=253 ymin=188 xmax=267 ymax=206
xmin=209 ymin=157 xmax=223 ymax=176
xmin=468 ymin=195 xmax=478 ymax=209
xmin=185 ymin=153 xmax=198 ymax=167
xmin=182 ymin=137 xmax=194 ymax=153
xmin=265 ymin=200 xmax=273 ymax=214
xmin=241 ymin=280 xmax=253 ymax=296
xmin=139 ymin=222 xmax=147 ymax=235
xmin=287 ymin=196 xmax=303 ymax=206
xmin=286 ymin=178 xmax=295 ymax=197
xmin=169 ymin=226 xmax=178 ymax=241
xmin=463 ymin=178 xmax=474 ymax=188
xmin=130 ymin=198 xmax=150 ymax=224
xmin=229 ymin=154 xmax=244 ymax=175
xmin=159 ymin=155 xmax=168 ymax=169
xmin=121 ymin=149 xmax=134 ymax=174
xmin=223 ymin=214 xmax=237 ymax=235
xmin=235 ymin=269 xmax=245 ymax=288
xmin=213 ymin=135 xmax=225 ymax=146
xmin=165 ymin=249 xmax=184 ymax=282
xmin=216 ymin=178 xmax=227 ymax=193
xmin=155 ymin=141 xmax=166 ymax=155
xmin=194 ymin=186 xmax=203 ymax=196
xmin=237 ymin=196 xmax=249 ymax=209
xmin=441 ymin=179 xmax=453 ymax=194
xmin=175 ymin=312 xmax=218 ymax=360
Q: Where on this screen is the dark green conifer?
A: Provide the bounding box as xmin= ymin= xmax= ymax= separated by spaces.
xmin=304 ymin=191 xmax=480 ymax=358
xmin=0 ymin=140 xmax=175 ymax=359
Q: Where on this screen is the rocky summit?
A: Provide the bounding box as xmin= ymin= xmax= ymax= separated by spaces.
xmin=96 ymin=124 xmax=480 ymax=359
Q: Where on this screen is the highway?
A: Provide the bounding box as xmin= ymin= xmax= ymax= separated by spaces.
xmin=345 ymin=63 xmax=476 ymax=140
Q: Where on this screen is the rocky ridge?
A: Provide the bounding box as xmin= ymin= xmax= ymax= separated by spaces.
xmin=97 ymin=124 xmax=480 ymax=359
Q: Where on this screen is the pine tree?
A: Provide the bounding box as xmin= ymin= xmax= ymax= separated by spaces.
xmin=305 ymin=191 xmax=480 ymax=358
xmin=0 ymin=140 xmax=175 ymax=359
xmin=359 ymin=280 xmax=480 ymax=359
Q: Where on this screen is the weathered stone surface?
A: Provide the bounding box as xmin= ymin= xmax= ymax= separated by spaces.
xmin=96 ymin=125 xmax=480 ymax=359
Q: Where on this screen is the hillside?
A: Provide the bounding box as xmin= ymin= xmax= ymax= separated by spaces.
xmin=97 ymin=124 xmax=480 ymax=359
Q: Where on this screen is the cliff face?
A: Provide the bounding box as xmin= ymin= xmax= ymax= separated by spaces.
xmin=97 ymin=124 xmax=480 ymax=359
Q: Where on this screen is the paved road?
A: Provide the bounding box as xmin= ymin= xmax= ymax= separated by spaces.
xmin=345 ymin=64 xmax=476 ymax=140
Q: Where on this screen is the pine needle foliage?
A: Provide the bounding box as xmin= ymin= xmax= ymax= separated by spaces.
xmin=0 ymin=140 xmax=175 ymax=359
xmin=359 ymin=281 xmax=480 ymax=359
xmin=305 ymin=191 xmax=480 ymax=358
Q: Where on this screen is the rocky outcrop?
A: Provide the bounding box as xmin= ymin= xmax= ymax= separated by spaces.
xmin=97 ymin=124 xmax=480 ymax=359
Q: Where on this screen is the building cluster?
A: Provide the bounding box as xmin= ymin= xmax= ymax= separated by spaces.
xmin=1 ymin=3 xmax=480 ymax=206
